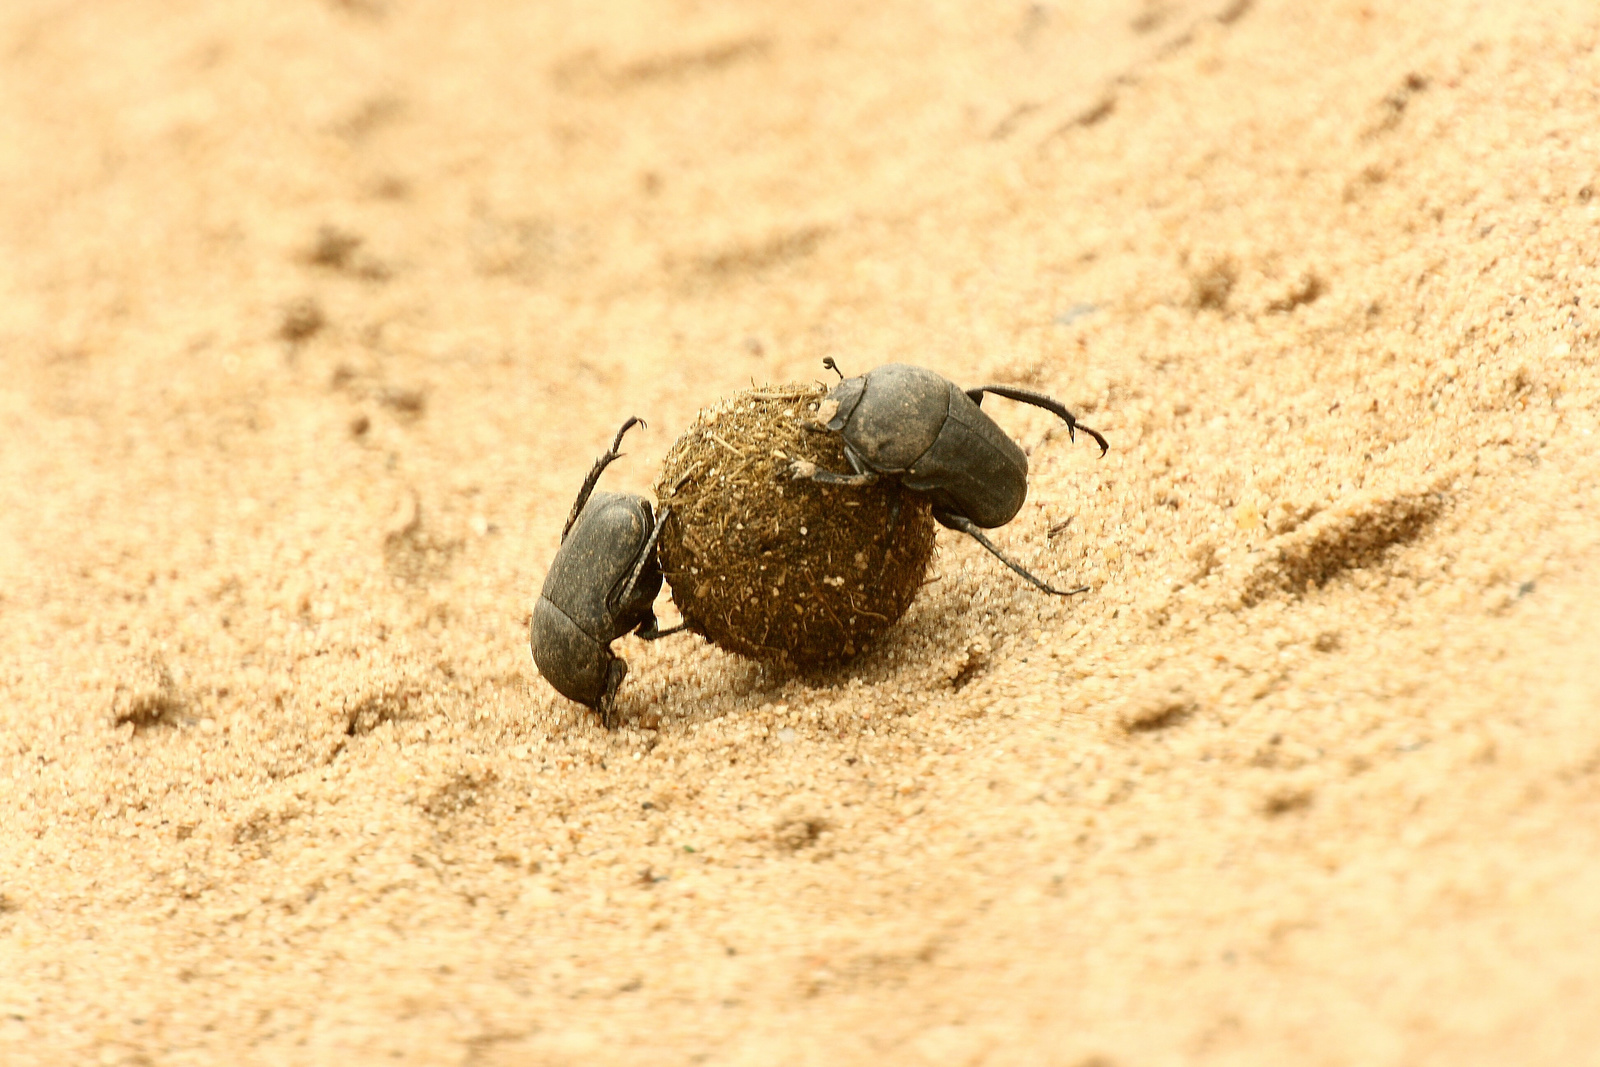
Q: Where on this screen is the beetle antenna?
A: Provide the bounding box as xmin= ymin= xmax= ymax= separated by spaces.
xmin=935 ymin=511 xmax=1089 ymax=597
xmin=563 ymin=417 xmax=645 ymax=541
xmin=965 ymin=385 xmax=1109 ymax=456
xmin=822 ymin=357 xmax=846 ymax=382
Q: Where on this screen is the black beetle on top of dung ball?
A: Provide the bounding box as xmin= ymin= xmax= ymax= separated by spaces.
xmin=790 ymin=360 xmax=1108 ymax=595
xmin=530 ymin=418 xmax=686 ymax=726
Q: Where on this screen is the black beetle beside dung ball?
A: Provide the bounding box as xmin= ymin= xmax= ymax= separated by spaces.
xmin=530 ymin=418 xmax=687 ymax=724
xmin=655 ymin=385 xmax=937 ymax=667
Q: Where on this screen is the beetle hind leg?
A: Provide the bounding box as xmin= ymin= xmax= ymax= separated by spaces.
xmin=563 ymin=416 xmax=647 ymax=541
xmin=966 ymin=385 xmax=1110 ymax=456
xmin=935 ymin=511 xmax=1089 ymax=597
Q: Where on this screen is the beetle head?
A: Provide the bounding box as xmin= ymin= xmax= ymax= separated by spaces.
xmin=821 ymin=374 xmax=866 ymax=431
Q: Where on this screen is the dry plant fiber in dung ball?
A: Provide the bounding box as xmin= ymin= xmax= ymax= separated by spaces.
xmin=656 ymin=384 xmax=937 ymax=666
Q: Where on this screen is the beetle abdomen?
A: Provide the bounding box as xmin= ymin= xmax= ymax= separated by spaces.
xmin=903 ymin=383 xmax=1029 ymax=528
xmin=531 ymin=596 xmax=612 ymax=708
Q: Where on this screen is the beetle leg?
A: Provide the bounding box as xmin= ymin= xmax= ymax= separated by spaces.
xmin=965 ymin=385 xmax=1110 ymax=456
xmin=596 ymin=657 xmax=629 ymax=729
xmin=635 ymin=611 xmax=688 ymax=641
xmin=934 ymin=510 xmax=1089 ymax=597
xmin=563 ymin=416 xmax=646 ymax=541
xmin=822 ymin=357 xmax=846 ymax=381
xmin=877 ymin=449 xmax=903 ymax=535
xmin=789 ymin=459 xmax=881 ymax=487
xmin=613 ymin=503 xmax=672 ymax=611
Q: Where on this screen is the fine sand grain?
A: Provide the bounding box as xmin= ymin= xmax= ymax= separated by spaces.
xmin=3 ymin=1 xmax=1599 ymax=1064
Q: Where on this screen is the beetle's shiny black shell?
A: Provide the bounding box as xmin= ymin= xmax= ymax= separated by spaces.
xmin=829 ymin=363 xmax=1029 ymax=529
xmin=531 ymin=491 xmax=660 ymax=707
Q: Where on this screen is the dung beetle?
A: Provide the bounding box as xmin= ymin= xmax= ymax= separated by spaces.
xmin=531 ymin=418 xmax=684 ymax=726
xmin=790 ymin=360 xmax=1108 ymax=595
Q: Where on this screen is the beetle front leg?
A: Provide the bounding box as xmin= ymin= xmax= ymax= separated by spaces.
xmin=788 ymin=459 xmax=881 ymax=487
xmin=885 ymin=492 xmax=903 ymax=539
xmin=934 ymin=510 xmax=1089 ymax=597
xmin=595 ymin=657 xmax=629 ymax=729
xmin=634 ymin=610 xmax=688 ymax=641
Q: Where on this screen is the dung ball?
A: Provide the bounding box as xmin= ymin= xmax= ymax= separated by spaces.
xmin=656 ymin=383 xmax=936 ymax=666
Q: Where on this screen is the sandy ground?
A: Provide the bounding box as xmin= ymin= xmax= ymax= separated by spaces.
xmin=3 ymin=1 xmax=1600 ymax=1063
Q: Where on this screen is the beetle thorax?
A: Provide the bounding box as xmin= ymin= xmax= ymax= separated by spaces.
xmin=836 ymin=363 xmax=950 ymax=472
